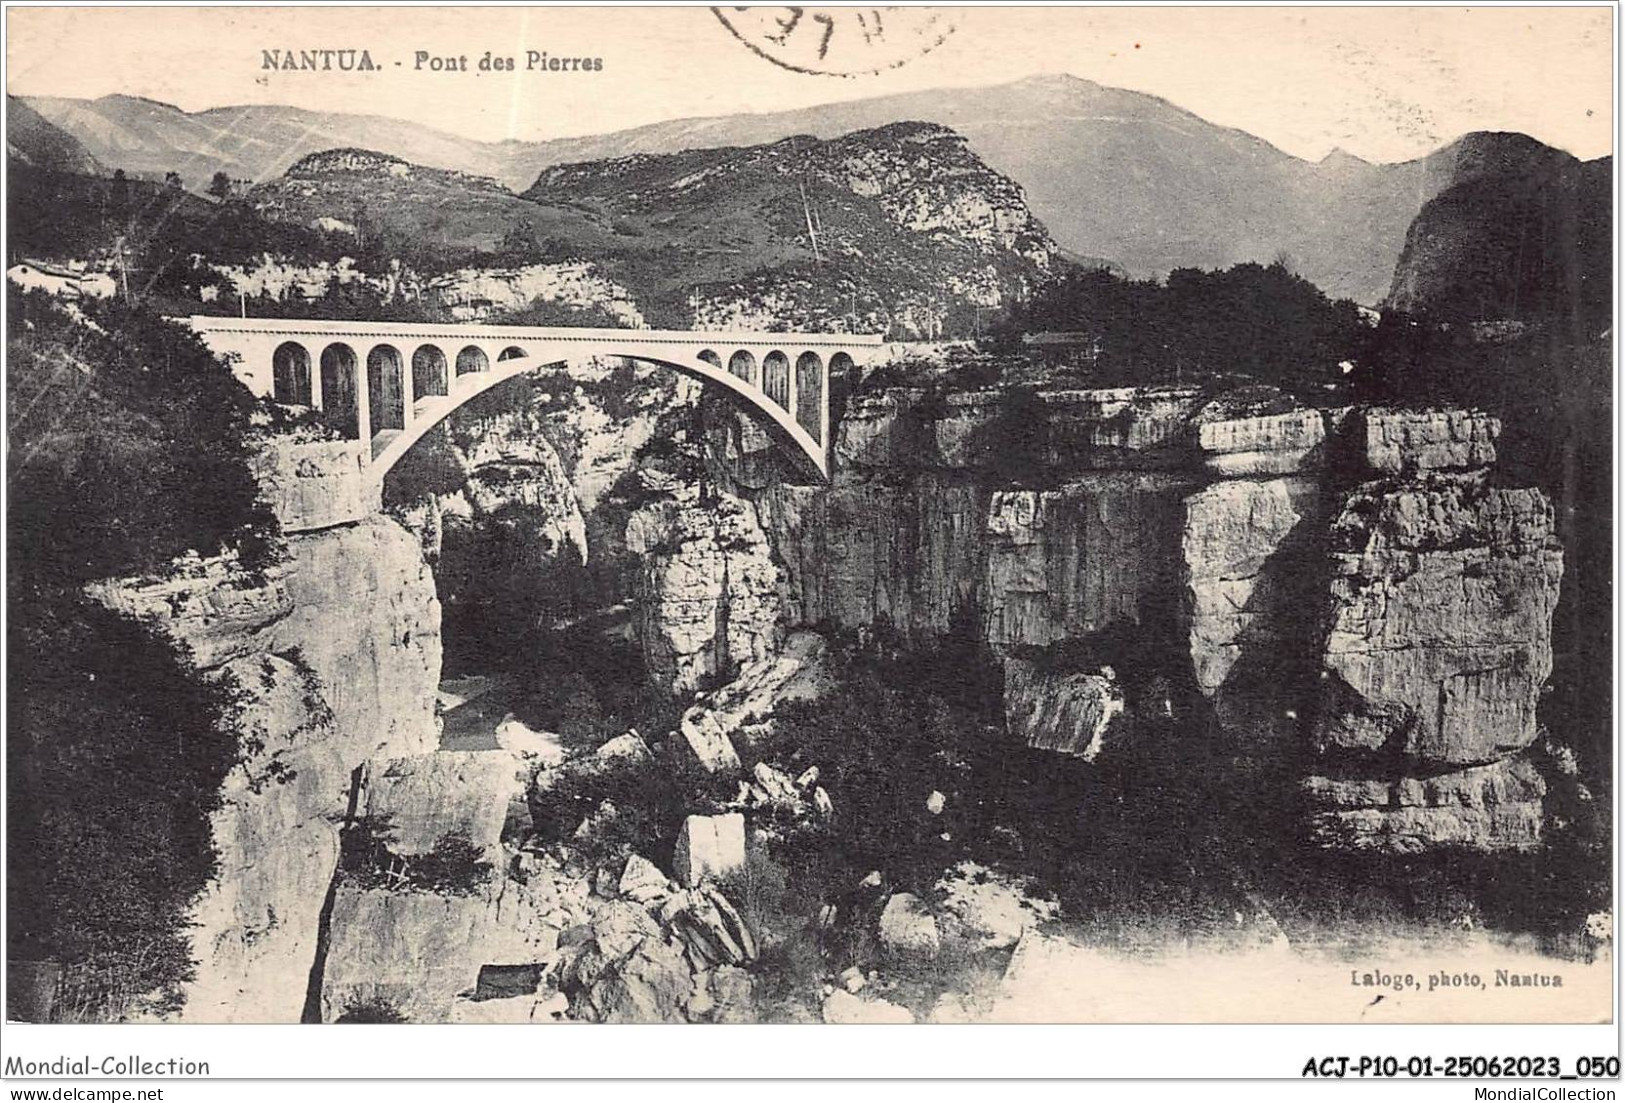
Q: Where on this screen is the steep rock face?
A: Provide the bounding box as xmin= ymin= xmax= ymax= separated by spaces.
xmin=1315 ymin=474 xmax=1562 ymax=765
xmin=442 ymin=407 xmax=588 ymax=564
xmin=983 ymin=477 xmax=1190 ymax=649
xmin=1182 ymin=475 xmax=1325 ymax=746
xmin=252 ymin=439 xmax=378 ymax=534
xmin=760 ymin=476 xmax=986 ymax=640
xmin=1003 ymin=657 xmax=1126 ymax=760
xmin=268 ymin=519 xmax=443 ymax=761
xmin=322 ymin=750 xmax=575 ymax=1023
xmin=627 ymin=490 xmax=782 ymax=693
xmin=539 ymin=369 xmax=694 ymax=512
xmin=760 ymin=388 xmax=1199 ymax=649
xmin=320 ymin=876 xmax=564 ymax=1022
xmin=356 ymin=751 xmax=530 ymax=857
xmin=1358 ymin=408 xmax=1499 ymax=476
xmin=429 ymin=363 xmax=1562 ymax=858
xmin=1300 ymin=465 xmax=1563 ymax=855
xmin=392 ymin=366 xmax=693 ymax=666
xmin=1302 ymin=755 xmax=1547 ymax=853
xmin=1195 ymin=407 xmax=1326 ymax=478
xmin=88 ymin=515 xmax=441 ymax=1021
xmin=425 ymin=262 xmax=644 ymax=326
xmin=184 ymin=654 xmax=347 ymax=1024
xmin=420 ymin=383 xmax=641 ymax=671
xmin=84 ymin=556 xmax=294 ymax=674
xmin=736 ymin=382 xmax=1562 ymax=853
xmin=833 ymin=389 xmax=961 ymax=470
xmin=209 ymin=254 xmax=410 ymax=304
xmin=832 ymin=385 xmax=1207 ymax=474
xmin=1040 ymin=387 xmax=1206 ymax=470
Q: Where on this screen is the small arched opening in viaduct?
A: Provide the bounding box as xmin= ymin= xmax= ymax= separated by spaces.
xmin=367 ymin=345 xmax=407 ymax=432
xmin=761 ymin=351 xmax=790 ymax=411
xmin=795 ymin=352 xmax=823 ymax=442
xmin=413 ymin=345 xmax=449 ymax=398
xmin=320 ymin=343 xmax=361 ymax=439
xmin=456 ymin=346 xmax=489 ymax=377
xmin=272 ymin=341 xmax=312 ymax=406
xmin=727 ymin=350 xmax=758 ymax=386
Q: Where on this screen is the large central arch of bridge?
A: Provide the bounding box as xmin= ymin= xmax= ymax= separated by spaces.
xmin=189 ymin=317 xmax=883 ymax=482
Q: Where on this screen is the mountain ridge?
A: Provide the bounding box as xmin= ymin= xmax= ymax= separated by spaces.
xmin=6 ymin=96 xmax=104 ymax=176
xmin=19 ymin=76 xmax=1609 ymax=304
xmin=240 ymin=120 xmax=1059 ymax=337
xmin=1386 ymin=137 xmax=1610 ymax=327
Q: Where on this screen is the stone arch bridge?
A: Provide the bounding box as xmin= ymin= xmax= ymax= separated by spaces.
xmin=189 ymin=317 xmax=882 ymax=483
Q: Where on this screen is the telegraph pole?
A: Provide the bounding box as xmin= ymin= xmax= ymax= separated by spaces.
xmin=800 ymin=182 xmax=822 ymax=263
xmin=115 ymin=235 xmax=130 ymax=305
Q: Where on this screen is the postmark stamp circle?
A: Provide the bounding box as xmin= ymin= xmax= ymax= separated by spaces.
xmin=712 ymin=6 xmax=956 ymax=77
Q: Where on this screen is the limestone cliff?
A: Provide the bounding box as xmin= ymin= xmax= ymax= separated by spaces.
xmin=699 ymin=380 xmax=1564 ymax=854
xmin=1315 ymin=473 xmax=1561 ymax=765
xmin=627 ymin=488 xmax=782 ymax=694
xmin=208 ymin=255 xmax=642 ymax=328
xmin=407 ymin=359 xmax=1565 ymax=863
xmin=88 ymin=510 xmax=441 ymax=1021
xmin=319 ymin=751 xmax=566 ymax=1022
xmin=1182 ymin=475 xmax=1325 ymax=747
xmin=436 ymin=400 xmax=589 ymax=596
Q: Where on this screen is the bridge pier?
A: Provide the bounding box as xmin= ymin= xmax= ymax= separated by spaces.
xmin=402 ymin=344 xmax=417 ymax=430
xmin=354 ymin=344 xmax=372 ymax=446
xmin=787 ymin=357 xmax=799 ymax=428
xmin=308 ymin=343 xmax=324 ymax=411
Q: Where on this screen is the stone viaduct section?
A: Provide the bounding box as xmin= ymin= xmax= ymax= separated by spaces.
xmin=189 ymin=317 xmax=881 ymax=483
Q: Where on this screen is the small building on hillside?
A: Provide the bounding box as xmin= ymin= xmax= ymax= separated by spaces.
xmin=7 ymin=260 xmax=116 ymax=300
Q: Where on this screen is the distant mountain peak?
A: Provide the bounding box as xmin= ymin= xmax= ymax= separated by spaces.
xmin=97 ymin=92 xmax=184 ymax=113
xmin=1318 ymin=147 xmax=1370 ymax=168
xmin=288 ymin=147 xmax=410 ymax=174
xmin=1013 ymin=72 xmax=1100 ymax=89
xmin=284 ymin=147 xmax=508 ymax=192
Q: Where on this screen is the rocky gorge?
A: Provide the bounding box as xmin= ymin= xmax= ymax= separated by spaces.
xmin=739 ymin=383 xmax=1568 ymax=855
xmin=57 ymin=341 xmax=1594 ymax=1024
xmin=4 ymin=36 xmax=1610 ymax=1033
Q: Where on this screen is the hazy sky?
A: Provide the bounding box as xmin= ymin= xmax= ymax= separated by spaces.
xmin=6 ymin=5 xmax=1614 ymax=163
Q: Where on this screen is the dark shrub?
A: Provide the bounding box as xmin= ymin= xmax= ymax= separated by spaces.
xmin=7 ymin=596 xmax=244 ymax=1019
xmin=335 ymin=997 xmax=409 ymax=1023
